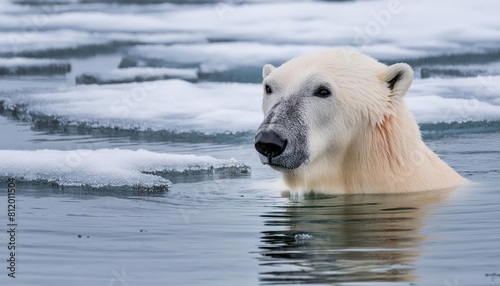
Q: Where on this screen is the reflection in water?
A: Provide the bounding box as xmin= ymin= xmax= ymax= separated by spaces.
xmin=258 ymin=191 xmax=451 ymax=284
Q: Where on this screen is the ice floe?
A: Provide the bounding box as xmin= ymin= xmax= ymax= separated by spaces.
xmin=75 ymin=67 xmax=198 ymax=85
xmin=1 ymin=77 xmax=499 ymax=137
xmin=0 ymin=57 xmax=70 ymax=76
xmin=0 ymin=0 xmax=499 ymax=59
xmin=419 ymin=62 xmax=500 ymax=79
xmin=0 ymin=80 xmax=261 ymax=134
xmin=0 ymin=148 xmax=250 ymax=190
xmin=0 ymin=30 xmax=112 ymax=57
xmin=126 ymin=43 xmax=327 ymax=72
xmin=124 ymin=44 xmax=500 ymax=83
xmin=0 ymin=80 xmax=262 ymax=133
xmin=0 ymin=0 xmax=499 ymax=139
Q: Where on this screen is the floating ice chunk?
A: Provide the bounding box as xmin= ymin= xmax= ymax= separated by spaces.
xmin=11 ymin=0 xmax=77 ymax=5
xmin=421 ymin=67 xmax=487 ymax=79
xmin=410 ymin=76 xmax=500 ymax=104
xmin=419 ymin=62 xmax=500 ymax=79
xmin=408 ymin=95 xmax=500 ymax=124
xmin=0 ymin=149 xmax=250 ymax=191
xmin=0 ymin=58 xmax=71 ymax=76
xmin=76 ymin=67 xmax=198 ymax=85
xmin=0 ymin=80 xmax=263 ymax=134
xmin=0 ymin=77 xmax=499 ymax=138
xmin=107 ymin=32 xmax=207 ymax=45
xmin=408 ymin=76 xmax=500 ymax=123
xmin=124 ymin=43 xmax=429 ymax=83
xmin=1 ymin=0 xmax=499 ymax=59
xmin=126 ymin=44 xmax=500 ymax=84
xmin=0 ymin=29 xmax=206 ymax=57
xmin=125 ymin=43 xmax=329 ymax=83
xmin=0 ymin=30 xmax=113 ymax=58
xmin=127 ymin=43 xmax=327 ymax=72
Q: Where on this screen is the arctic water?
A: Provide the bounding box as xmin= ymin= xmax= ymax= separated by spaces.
xmin=0 ymin=0 xmax=499 ymax=285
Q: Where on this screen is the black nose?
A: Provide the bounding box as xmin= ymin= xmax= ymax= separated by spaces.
xmin=254 ymin=130 xmax=287 ymax=158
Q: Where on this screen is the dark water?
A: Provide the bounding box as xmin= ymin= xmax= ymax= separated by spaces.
xmin=0 ymin=117 xmax=499 ymax=285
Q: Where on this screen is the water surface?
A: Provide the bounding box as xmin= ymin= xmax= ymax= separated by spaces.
xmin=1 ymin=0 xmax=500 ymax=285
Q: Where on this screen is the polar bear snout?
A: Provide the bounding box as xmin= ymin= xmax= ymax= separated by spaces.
xmin=254 ymin=124 xmax=309 ymax=170
xmin=254 ymin=129 xmax=288 ymax=160
xmin=255 ymin=94 xmax=309 ymax=170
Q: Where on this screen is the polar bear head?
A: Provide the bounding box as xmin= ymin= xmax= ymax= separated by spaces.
xmin=255 ymin=49 xmax=413 ymax=171
xmin=253 ymin=48 xmax=466 ymax=194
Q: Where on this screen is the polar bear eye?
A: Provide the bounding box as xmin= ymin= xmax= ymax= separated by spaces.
xmin=314 ymin=87 xmax=331 ymax=98
xmin=264 ymin=84 xmax=273 ymax=94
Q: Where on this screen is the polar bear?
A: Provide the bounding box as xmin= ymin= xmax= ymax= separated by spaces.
xmin=254 ymin=49 xmax=467 ymax=194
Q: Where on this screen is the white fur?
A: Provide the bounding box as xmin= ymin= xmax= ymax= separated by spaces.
xmin=261 ymin=49 xmax=468 ymax=194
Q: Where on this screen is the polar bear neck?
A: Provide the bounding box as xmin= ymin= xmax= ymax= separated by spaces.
xmin=283 ymin=103 xmax=467 ymax=194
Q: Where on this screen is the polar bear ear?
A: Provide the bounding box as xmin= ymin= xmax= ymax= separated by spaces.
xmin=262 ymin=64 xmax=276 ymax=79
xmin=383 ymin=63 xmax=414 ymax=99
